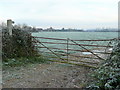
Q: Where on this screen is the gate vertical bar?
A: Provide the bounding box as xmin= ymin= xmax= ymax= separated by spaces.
xmin=0 ymin=21 xmax=2 ymax=89
xmin=67 ymin=38 xmax=69 ymax=61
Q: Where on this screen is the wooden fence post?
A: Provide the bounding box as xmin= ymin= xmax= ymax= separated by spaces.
xmin=7 ymin=19 xmax=14 ymax=36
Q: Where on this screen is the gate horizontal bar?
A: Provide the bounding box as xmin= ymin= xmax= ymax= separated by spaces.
xmin=49 ymin=59 xmax=98 ymax=68
xmin=40 ymin=51 xmax=99 ymax=59
xmin=32 ymin=36 xmax=116 ymax=41
xmin=32 ymin=41 xmax=113 ymax=47
xmin=36 ymin=46 xmax=111 ymax=54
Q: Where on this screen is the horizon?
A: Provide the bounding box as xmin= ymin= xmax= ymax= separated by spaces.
xmin=35 ymin=26 xmax=118 ymax=30
xmin=0 ymin=0 xmax=118 ymax=29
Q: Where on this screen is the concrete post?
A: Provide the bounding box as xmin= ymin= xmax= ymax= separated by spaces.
xmin=7 ymin=19 xmax=14 ymax=36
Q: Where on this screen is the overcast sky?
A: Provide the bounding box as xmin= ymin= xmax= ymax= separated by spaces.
xmin=0 ymin=0 xmax=119 ymax=29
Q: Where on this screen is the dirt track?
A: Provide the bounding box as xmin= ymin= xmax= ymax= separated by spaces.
xmin=2 ymin=47 xmax=112 ymax=88
xmin=2 ymin=62 xmax=94 ymax=88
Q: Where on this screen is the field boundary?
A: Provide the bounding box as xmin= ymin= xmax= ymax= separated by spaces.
xmin=32 ymin=36 xmax=118 ymax=68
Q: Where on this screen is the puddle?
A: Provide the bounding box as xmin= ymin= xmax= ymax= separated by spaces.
xmin=92 ymin=50 xmax=104 ymax=52
xmin=109 ymin=48 xmax=113 ymax=51
xmin=82 ymin=52 xmax=92 ymax=55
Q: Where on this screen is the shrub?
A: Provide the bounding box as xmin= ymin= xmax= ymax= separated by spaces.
xmin=87 ymin=42 xmax=120 ymax=89
xmin=2 ymin=26 xmax=38 ymax=60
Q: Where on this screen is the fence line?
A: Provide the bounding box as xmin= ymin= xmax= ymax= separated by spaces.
xmin=32 ymin=41 xmax=113 ymax=47
xmin=35 ymin=40 xmax=65 ymax=61
xmin=39 ymin=51 xmax=100 ymax=59
xmin=70 ymin=39 xmax=105 ymax=60
xmin=32 ymin=36 xmax=116 ymax=68
xmin=35 ymin=46 xmax=111 ymax=54
xmin=32 ymin=36 xmax=118 ymax=41
xmin=45 ymin=56 xmax=99 ymax=64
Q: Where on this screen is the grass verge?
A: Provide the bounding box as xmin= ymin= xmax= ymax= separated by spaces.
xmin=2 ymin=56 xmax=49 ymax=68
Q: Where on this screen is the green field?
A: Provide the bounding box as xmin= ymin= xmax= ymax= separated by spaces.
xmin=32 ymin=32 xmax=118 ymax=54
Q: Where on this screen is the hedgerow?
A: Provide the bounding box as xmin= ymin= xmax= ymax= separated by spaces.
xmin=87 ymin=42 xmax=120 ymax=89
xmin=87 ymin=42 xmax=120 ymax=90
xmin=2 ymin=25 xmax=38 ymax=61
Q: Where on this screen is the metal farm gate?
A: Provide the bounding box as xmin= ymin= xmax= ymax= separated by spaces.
xmin=32 ymin=36 xmax=117 ymax=68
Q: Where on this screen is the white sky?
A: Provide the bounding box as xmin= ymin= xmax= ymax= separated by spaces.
xmin=0 ymin=0 xmax=119 ymax=29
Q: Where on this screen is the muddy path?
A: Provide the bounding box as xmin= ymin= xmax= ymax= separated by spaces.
xmin=2 ymin=62 xmax=94 ymax=88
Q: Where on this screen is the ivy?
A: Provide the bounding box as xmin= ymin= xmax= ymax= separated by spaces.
xmin=87 ymin=42 xmax=120 ymax=89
